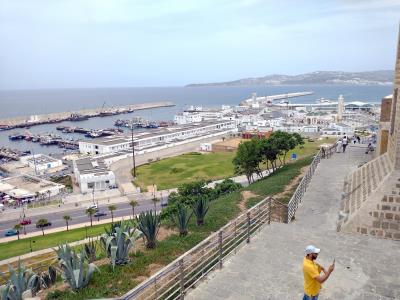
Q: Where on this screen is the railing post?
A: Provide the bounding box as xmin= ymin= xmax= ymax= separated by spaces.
xmin=218 ymin=231 xmax=223 ymax=269
xmin=179 ymin=259 xmax=184 ymax=300
xmin=268 ymin=198 xmax=272 ymax=225
xmin=258 ymin=204 xmax=261 ymax=232
xmin=234 ymin=221 xmax=237 ymax=254
xmin=246 ymin=211 xmax=251 ymax=243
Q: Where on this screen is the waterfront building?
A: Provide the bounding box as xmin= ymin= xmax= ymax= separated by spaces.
xmin=79 ymin=120 xmax=237 ymax=155
xmin=73 ymin=157 xmax=116 ymax=193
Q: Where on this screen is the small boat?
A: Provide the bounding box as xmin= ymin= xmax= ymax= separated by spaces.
xmin=8 ymin=134 xmax=24 ymax=140
xmin=85 ymin=130 xmax=103 ymax=138
xmin=146 ymin=123 xmax=158 ymax=129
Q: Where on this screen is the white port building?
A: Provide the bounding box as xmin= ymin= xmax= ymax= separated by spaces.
xmin=19 ymin=154 xmax=63 ymax=174
xmin=79 ymin=121 xmax=237 ymax=155
xmin=73 ymin=157 xmax=116 ymax=193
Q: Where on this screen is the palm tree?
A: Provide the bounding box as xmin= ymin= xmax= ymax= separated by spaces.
xmin=151 ymin=197 xmax=159 ymax=212
xmin=129 ymin=200 xmax=138 ymax=218
xmin=46 ymin=190 xmax=51 ymax=204
xmin=63 ymin=215 xmax=71 ymax=231
xmin=108 ymin=204 xmax=117 ymax=224
xmin=13 ymin=224 xmax=22 ymax=240
xmin=86 ymin=208 xmax=96 ymax=227
xmin=36 ymin=218 xmax=49 ymax=236
xmin=34 ymin=191 xmax=40 ymax=207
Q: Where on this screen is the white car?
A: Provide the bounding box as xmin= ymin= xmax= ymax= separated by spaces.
xmin=86 ymin=204 xmax=98 ymax=210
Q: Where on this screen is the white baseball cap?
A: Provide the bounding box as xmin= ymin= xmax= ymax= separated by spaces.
xmin=305 ymin=245 xmax=320 ymax=255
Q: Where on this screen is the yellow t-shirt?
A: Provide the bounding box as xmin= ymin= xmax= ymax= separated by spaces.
xmin=303 ymin=257 xmax=322 ymax=296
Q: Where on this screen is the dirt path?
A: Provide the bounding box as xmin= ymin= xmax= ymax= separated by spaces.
xmin=238 ymin=190 xmax=260 ymax=211
xmin=273 ymin=166 xmax=308 ymax=202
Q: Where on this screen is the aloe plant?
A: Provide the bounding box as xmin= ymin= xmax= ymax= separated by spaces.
xmin=83 ymin=238 xmax=97 ymax=263
xmin=136 ymin=211 xmax=160 ymax=249
xmin=55 ymin=244 xmax=98 ymax=291
xmin=172 ymin=204 xmax=192 ymax=236
xmin=100 ymin=221 xmax=141 ymax=270
xmin=192 ymin=198 xmax=210 ymax=225
xmin=0 ymin=260 xmax=40 ymax=300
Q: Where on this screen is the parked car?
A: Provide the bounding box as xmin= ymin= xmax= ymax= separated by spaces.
xmin=4 ymin=229 xmax=19 ymax=236
xmin=94 ymin=211 xmax=107 ymax=217
xmin=36 ymin=221 xmax=52 ymax=228
xmin=20 ymin=219 xmax=31 ymax=225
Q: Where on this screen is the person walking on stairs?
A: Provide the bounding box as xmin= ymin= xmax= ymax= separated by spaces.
xmin=342 ymin=136 xmax=348 ymax=153
xmin=303 ymin=245 xmax=335 ymax=300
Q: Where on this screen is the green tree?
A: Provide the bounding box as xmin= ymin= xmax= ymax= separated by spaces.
xmin=63 ymin=215 xmax=72 ymax=231
xmin=259 ymin=137 xmax=280 ymax=172
xmin=13 ymin=224 xmax=22 ymax=240
xmin=233 ymin=139 xmax=262 ymax=184
xmin=36 ymin=218 xmax=49 ymax=236
xmin=129 ymin=199 xmax=138 ymax=218
xmin=86 ymin=208 xmax=96 ymax=227
xmin=108 ymin=204 xmax=117 ymax=224
xmin=269 ymin=131 xmax=302 ymax=165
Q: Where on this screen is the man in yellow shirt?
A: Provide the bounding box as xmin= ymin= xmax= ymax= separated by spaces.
xmin=303 ymin=245 xmax=335 ymax=300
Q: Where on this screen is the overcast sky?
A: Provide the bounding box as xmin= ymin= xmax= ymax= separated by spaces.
xmin=0 ymin=0 xmax=399 ymax=89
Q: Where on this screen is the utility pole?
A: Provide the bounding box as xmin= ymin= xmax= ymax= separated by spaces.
xmin=32 ymin=150 xmax=38 ymax=176
xmin=131 ymin=120 xmax=136 ymax=178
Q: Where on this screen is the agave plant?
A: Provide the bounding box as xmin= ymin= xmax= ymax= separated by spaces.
xmin=136 ymin=211 xmax=160 ymax=249
xmin=171 ymin=204 xmax=192 ymax=236
xmin=104 ymin=220 xmax=122 ymax=236
xmin=0 ymin=260 xmax=40 ymax=300
xmin=192 ymin=198 xmax=210 ymax=225
xmin=83 ymin=238 xmax=97 ymax=263
xmin=55 ymin=244 xmax=98 ymax=291
xmin=100 ymin=221 xmax=141 ymax=270
xmin=38 ymin=266 xmax=57 ymax=290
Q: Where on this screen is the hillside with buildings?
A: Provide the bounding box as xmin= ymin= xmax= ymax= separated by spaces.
xmin=186 ymin=70 xmax=394 ymax=87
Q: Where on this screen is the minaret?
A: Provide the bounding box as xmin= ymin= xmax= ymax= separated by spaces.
xmin=337 ymin=95 xmax=344 ymax=122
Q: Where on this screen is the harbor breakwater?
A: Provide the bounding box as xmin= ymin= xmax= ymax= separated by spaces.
xmin=0 ymin=101 xmax=175 ymax=128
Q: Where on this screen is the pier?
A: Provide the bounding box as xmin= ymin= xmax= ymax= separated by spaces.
xmin=0 ymin=101 xmax=175 ymax=130
xmin=241 ymin=91 xmax=313 ymax=105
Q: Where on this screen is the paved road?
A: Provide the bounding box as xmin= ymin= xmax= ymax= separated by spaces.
xmin=0 ymin=195 xmax=167 ymax=237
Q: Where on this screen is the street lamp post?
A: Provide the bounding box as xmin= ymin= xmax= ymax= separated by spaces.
xmin=131 ymin=121 xmax=136 ymax=178
xmin=92 ymin=187 xmax=96 ymax=206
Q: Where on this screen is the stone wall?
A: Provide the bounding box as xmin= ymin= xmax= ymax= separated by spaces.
xmin=340 ymin=153 xmax=392 ymax=217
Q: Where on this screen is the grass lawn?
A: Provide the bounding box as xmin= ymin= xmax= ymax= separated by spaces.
xmin=48 ymin=156 xmax=312 ymax=300
xmin=134 ymin=151 xmax=236 ymax=190
xmin=133 ymin=138 xmax=333 ymax=191
xmin=0 ymin=224 xmax=109 ymax=261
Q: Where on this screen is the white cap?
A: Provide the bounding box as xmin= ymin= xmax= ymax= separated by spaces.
xmin=305 ymin=245 xmax=320 ymax=255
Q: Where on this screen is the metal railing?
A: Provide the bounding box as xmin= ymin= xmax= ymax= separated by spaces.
xmin=286 ymin=143 xmax=336 ymax=223
xmin=118 ymin=197 xmax=273 ymax=300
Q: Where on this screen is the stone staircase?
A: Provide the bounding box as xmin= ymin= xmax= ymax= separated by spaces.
xmin=338 ymin=151 xmax=400 ymax=240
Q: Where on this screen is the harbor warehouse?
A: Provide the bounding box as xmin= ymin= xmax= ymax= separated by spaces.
xmin=79 ymin=121 xmax=237 ymax=155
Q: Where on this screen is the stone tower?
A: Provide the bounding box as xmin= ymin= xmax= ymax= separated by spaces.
xmin=337 ymin=28 xmax=400 ymax=240
xmin=337 ymin=95 xmax=344 ymax=122
xmin=386 ymin=28 xmax=400 ymax=168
